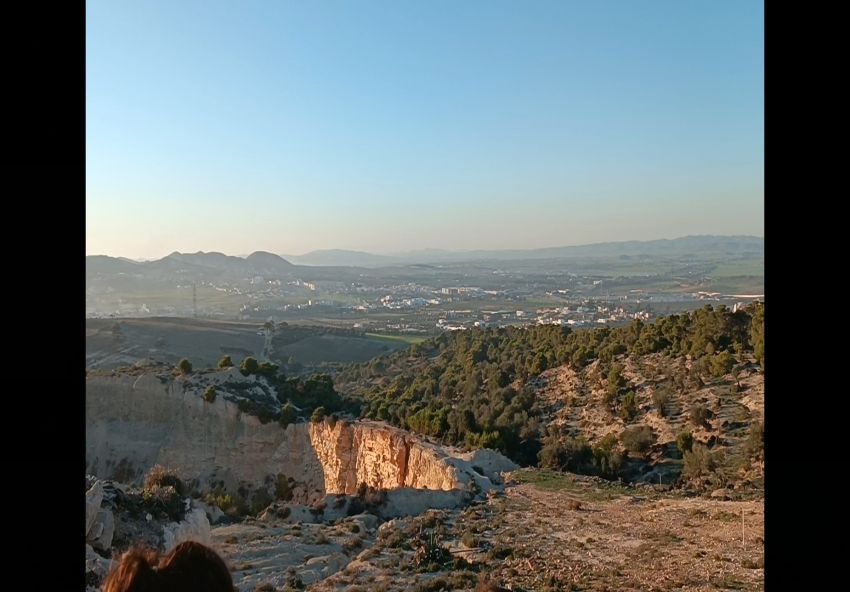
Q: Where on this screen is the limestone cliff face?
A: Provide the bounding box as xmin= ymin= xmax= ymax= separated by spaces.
xmin=308 ymin=421 xmax=462 ymax=494
xmin=86 ymin=374 xmax=326 ymax=501
xmin=86 ymin=374 xmax=512 ymax=502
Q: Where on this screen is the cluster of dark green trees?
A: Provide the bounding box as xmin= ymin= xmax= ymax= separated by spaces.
xmin=336 ymin=303 xmax=764 ymax=467
xmin=211 ymin=355 xmax=356 ymax=424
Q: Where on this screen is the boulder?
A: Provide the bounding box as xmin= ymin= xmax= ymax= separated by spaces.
xmin=162 ymin=508 xmax=211 ymax=552
xmin=85 ymin=544 xmax=111 ymax=580
xmin=192 ymin=499 xmax=225 ymax=525
xmin=88 ymin=508 xmax=115 ymax=551
xmin=85 ymin=481 xmax=104 ymax=536
xmin=349 ymin=512 xmax=379 ymax=531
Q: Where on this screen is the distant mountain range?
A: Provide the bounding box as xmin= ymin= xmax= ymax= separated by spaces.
xmin=285 ymin=235 xmax=763 ymax=267
xmin=87 ymin=236 xmax=763 ymax=279
xmin=284 ymin=249 xmax=398 ymax=267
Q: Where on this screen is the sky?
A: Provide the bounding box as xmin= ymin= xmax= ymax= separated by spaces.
xmin=86 ymin=0 xmax=763 ymax=259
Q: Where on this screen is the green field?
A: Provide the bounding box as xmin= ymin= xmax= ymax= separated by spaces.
xmin=709 ymin=259 xmax=764 ymax=278
xmin=364 ymin=332 xmax=428 ymax=345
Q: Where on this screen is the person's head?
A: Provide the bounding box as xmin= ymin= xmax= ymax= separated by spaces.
xmin=103 ymin=540 xmax=234 ymax=592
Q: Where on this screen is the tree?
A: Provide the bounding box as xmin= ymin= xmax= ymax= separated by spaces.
xmin=203 ymin=386 xmax=217 ymax=403
xmin=240 ymin=357 xmax=259 ymax=376
xmin=218 ymin=355 xmax=233 ymax=368
xmin=605 ymin=364 xmax=627 ymax=406
xmin=177 ymin=358 xmax=192 ymax=375
xmin=257 ymin=361 xmax=279 ymax=378
xmin=619 ymin=391 xmax=638 ymax=422
xmin=710 ymin=351 xmax=734 ymax=378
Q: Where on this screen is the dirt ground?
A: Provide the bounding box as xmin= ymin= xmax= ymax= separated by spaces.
xmin=484 ymin=477 xmax=764 ymax=591
xmin=310 ymin=470 xmax=764 ymax=591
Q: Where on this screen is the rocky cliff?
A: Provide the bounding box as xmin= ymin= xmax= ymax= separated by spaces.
xmin=86 ymin=374 xmax=516 ymax=503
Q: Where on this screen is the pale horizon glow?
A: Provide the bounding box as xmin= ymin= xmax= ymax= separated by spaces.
xmin=87 ymin=1 xmax=764 ymax=260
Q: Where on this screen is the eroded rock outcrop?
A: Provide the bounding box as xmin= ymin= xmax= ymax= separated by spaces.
xmin=86 ymin=374 xmax=516 ymax=503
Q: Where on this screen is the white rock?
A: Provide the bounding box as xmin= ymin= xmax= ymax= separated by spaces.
xmin=88 ymin=508 xmax=115 ymax=551
xmin=193 ymin=499 xmax=224 ymax=524
xmin=85 ymin=481 xmax=104 ymax=536
xmin=162 ymin=508 xmax=211 ymax=552
xmin=349 ymin=513 xmax=379 ymax=531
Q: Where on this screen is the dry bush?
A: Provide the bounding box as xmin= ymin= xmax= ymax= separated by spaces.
xmin=143 ymin=465 xmax=184 ymax=494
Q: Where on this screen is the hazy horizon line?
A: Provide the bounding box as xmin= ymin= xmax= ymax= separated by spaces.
xmin=87 ymin=233 xmax=764 ymax=262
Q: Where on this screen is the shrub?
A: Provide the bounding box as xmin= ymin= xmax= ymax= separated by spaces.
xmin=240 ymin=357 xmax=259 ymax=376
xmin=461 ymin=530 xmax=477 ymax=548
xmin=539 ymin=434 xmax=593 ymax=473
xmin=250 ymin=488 xmax=273 ymax=515
xmin=310 ymin=406 xmax=327 ymax=423
xmin=591 ymin=432 xmax=624 ymax=477
xmin=275 ymin=473 xmax=293 ymax=501
xmin=204 ymin=492 xmax=236 ymax=512
xmin=744 ymin=421 xmax=764 ymax=460
xmin=652 ymin=389 xmax=670 ymax=417
xmin=177 ymin=358 xmax=192 ymax=375
xmin=203 ymin=386 xmax=217 ymax=403
xmin=476 ymin=575 xmax=509 ymax=592
xmin=144 ymin=465 xmax=184 ymax=495
xmin=676 ymin=431 xmax=694 ymax=455
xmin=142 ymin=484 xmax=182 ymax=520
xmin=218 ymin=355 xmax=233 ymax=368
xmin=314 ymin=531 xmax=330 ymax=545
xmin=682 ymin=443 xmax=717 ymax=480
xmin=257 ymin=361 xmax=279 ymax=378
xmin=256 ymin=407 xmax=275 ymax=424
xmin=620 ymin=425 xmax=654 ymax=455
xmin=689 ymin=404 xmax=712 ymax=427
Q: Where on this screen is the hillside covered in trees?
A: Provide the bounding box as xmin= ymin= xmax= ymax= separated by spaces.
xmin=335 ymin=303 xmax=764 ymax=490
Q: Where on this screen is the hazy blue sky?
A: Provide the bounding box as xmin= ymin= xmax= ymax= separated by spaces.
xmin=87 ymin=0 xmax=763 ymax=259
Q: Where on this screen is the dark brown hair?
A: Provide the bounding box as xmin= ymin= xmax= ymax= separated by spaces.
xmin=103 ymin=541 xmax=234 ymax=592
